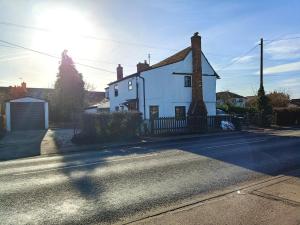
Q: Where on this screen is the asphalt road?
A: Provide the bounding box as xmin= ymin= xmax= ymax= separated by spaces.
xmin=0 ymin=129 xmax=300 ymax=225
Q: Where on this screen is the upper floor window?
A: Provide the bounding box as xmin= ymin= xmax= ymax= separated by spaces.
xmin=128 ymin=80 xmax=133 ymax=90
xmin=184 ymin=76 xmax=191 ymax=87
xmin=114 ymin=85 xmax=118 ymax=97
xmin=175 ymin=106 xmax=186 ymax=120
xmin=105 ymin=88 xmax=109 ymax=99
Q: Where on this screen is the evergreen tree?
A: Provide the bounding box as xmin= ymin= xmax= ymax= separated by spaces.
xmin=52 ymin=50 xmax=85 ymax=122
xmin=257 ymin=85 xmax=273 ymax=127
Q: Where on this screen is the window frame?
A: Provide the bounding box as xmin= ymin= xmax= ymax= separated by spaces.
xmin=114 ymin=84 xmax=118 ymax=97
xmin=149 ymin=105 xmax=159 ymax=120
xmin=184 ymin=76 xmax=191 ymax=87
xmin=128 ymin=80 xmax=133 ymax=90
xmin=175 ymin=106 xmax=186 ymax=120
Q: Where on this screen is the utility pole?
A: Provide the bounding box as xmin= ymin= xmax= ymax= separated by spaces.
xmin=148 ymin=53 xmax=151 ymax=66
xmin=260 ymin=38 xmax=264 ymax=89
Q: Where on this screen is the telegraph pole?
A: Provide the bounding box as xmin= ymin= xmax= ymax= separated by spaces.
xmin=260 ymin=38 xmax=264 ymax=89
xmin=148 ymin=53 xmax=151 ymax=66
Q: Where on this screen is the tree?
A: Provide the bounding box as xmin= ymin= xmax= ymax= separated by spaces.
xmin=8 ymin=82 xmax=27 ymax=99
xmin=52 ymin=50 xmax=85 ymax=122
xmin=257 ymin=86 xmax=273 ymax=127
xmin=267 ymin=91 xmax=290 ymax=108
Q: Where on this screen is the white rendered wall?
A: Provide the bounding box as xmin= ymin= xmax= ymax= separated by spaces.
xmin=5 ymin=102 xmax=11 ymax=131
xmin=109 ymin=77 xmax=137 ymax=111
xmin=109 ymin=51 xmax=217 ymax=118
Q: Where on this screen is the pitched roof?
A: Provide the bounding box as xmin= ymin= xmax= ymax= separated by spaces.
xmin=217 ymin=91 xmax=246 ymax=99
xmin=108 ymin=46 xmax=220 ymax=85
xmin=151 ymin=47 xmax=191 ymax=69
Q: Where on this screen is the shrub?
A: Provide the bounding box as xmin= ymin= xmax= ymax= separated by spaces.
xmin=257 ymin=87 xmax=273 ymax=127
xmin=217 ymin=104 xmax=257 ymax=115
xmin=274 ymin=107 xmax=300 ymax=126
xmin=74 ymin=111 xmax=142 ymax=143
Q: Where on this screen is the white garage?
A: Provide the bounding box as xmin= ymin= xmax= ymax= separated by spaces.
xmin=5 ymin=97 xmax=49 ymax=131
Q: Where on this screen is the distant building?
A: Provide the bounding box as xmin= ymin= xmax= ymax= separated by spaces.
xmin=84 ymin=98 xmax=110 ymax=114
xmin=289 ymin=99 xmax=300 ymax=108
xmin=217 ymin=91 xmax=246 ymax=108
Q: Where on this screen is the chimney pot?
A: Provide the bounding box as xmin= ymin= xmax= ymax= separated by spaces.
xmin=137 ymin=60 xmax=150 ymax=73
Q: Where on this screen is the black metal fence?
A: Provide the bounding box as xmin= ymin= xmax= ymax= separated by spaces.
xmin=150 ymin=115 xmax=233 ymax=135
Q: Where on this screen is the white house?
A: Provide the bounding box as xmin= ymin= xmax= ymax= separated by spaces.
xmin=217 ymin=91 xmax=247 ymax=108
xmin=107 ymin=32 xmax=219 ymax=120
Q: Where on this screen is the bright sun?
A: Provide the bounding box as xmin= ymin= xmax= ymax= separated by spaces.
xmin=31 ymin=7 xmax=99 ymax=61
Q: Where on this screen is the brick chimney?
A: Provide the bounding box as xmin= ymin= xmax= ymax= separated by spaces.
xmin=117 ymin=64 xmax=123 ymax=80
xmin=137 ymin=60 xmax=150 ymax=72
xmin=188 ymin=32 xmax=207 ymax=118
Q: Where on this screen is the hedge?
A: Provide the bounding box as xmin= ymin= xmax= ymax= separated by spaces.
xmin=217 ymin=104 xmax=257 ymax=115
xmin=73 ymin=111 xmax=142 ymax=143
xmin=274 ymin=107 xmax=300 ymax=126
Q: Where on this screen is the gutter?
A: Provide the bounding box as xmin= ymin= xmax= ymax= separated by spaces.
xmin=137 ymin=74 xmax=146 ymax=119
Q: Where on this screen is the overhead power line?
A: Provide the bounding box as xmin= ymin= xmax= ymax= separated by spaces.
xmin=217 ymin=44 xmax=259 ymax=72
xmin=0 ymin=21 xmax=177 ymax=51
xmin=264 ymin=36 xmax=300 ymax=46
xmin=0 ymin=39 xmax=115 ymax=73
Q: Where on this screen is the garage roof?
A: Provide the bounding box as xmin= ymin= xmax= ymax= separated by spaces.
xmin=7 ymin=97 xmax=47 ymax=103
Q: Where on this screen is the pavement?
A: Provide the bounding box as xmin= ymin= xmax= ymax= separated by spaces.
xmin=0 ymin=128 xmax=300 ymax=224
xmin=130 ymin=174 xmax=300 ymax=225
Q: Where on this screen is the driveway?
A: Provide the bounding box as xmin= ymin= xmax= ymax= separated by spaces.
xmin=0 ymin=130 xmax=47 ymax=161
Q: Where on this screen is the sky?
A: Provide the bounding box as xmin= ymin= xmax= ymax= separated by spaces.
xmin=0 ymin=0 xmax=299 ymax=98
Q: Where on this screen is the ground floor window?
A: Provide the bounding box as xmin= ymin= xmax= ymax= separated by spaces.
xmin=175 ymin=106 xmax=186 ymax=120
xmin=149 ymin=105 xmax=159 ymax=120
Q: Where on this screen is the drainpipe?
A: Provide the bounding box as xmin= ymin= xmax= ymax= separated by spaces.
xmin=137 ymin=74 xmax=146 ymax=119
xmin=136 ymin=77 xmax=139 ymax=111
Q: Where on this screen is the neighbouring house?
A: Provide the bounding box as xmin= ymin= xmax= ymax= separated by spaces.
xmin=107 ymin=32 xmax=219 ymax=120
xmin=84 ymin=98 xmax=110 ymax=114
xmin=0 ymin=84 xmax=105 ymax=113
xmin=290 ymin=99 xmax=300 ymax=107
xmin=5 ymin=97 xmax=49 ymax=131
xmin=217 ymin=91 xmax=247 ymax=108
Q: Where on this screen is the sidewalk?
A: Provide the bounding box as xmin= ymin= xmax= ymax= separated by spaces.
xmin=129 ymin=174 xmax=300 ymax=225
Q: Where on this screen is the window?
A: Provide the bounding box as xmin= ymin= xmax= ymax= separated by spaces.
xmin=128 ymin=80 xmax=133 ymax=90
xmin=115 ymin=106 xmax=119 ymax=111
xmin=184 ymin=76 xmax=191 ymax=87
xmin=114 ymin=85 xmax=118 ymax=97
xmin=149 ymin=106 xmax=159 ymax=120
xmin=105 ymin=88 xmax=109 ymax=99
xmin=175 ymin=106 xmax=186 ymax=120
xmin=120 ymin=106 xmax=124 ymax=111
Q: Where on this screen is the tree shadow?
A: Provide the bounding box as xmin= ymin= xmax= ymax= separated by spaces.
xmin=173 ymin=129 xmax=300 ymax=178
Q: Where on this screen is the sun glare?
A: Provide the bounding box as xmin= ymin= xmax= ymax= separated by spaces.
xmin=31 ymin=7 xmax=99 ymax=61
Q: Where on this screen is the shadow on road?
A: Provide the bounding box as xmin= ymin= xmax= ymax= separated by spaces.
xmin=174 ymin=129 xmax=300 ymax=179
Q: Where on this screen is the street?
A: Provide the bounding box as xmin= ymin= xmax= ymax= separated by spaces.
xmin=0 ymin=129 xmax=300 ymax=225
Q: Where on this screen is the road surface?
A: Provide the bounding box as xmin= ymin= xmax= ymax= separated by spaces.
xmin=0 ymin=128 xmax=300 ymax=225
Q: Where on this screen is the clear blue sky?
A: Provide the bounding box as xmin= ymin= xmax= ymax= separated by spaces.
xmin=0 ymin=0 xmax=299 ymax=98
